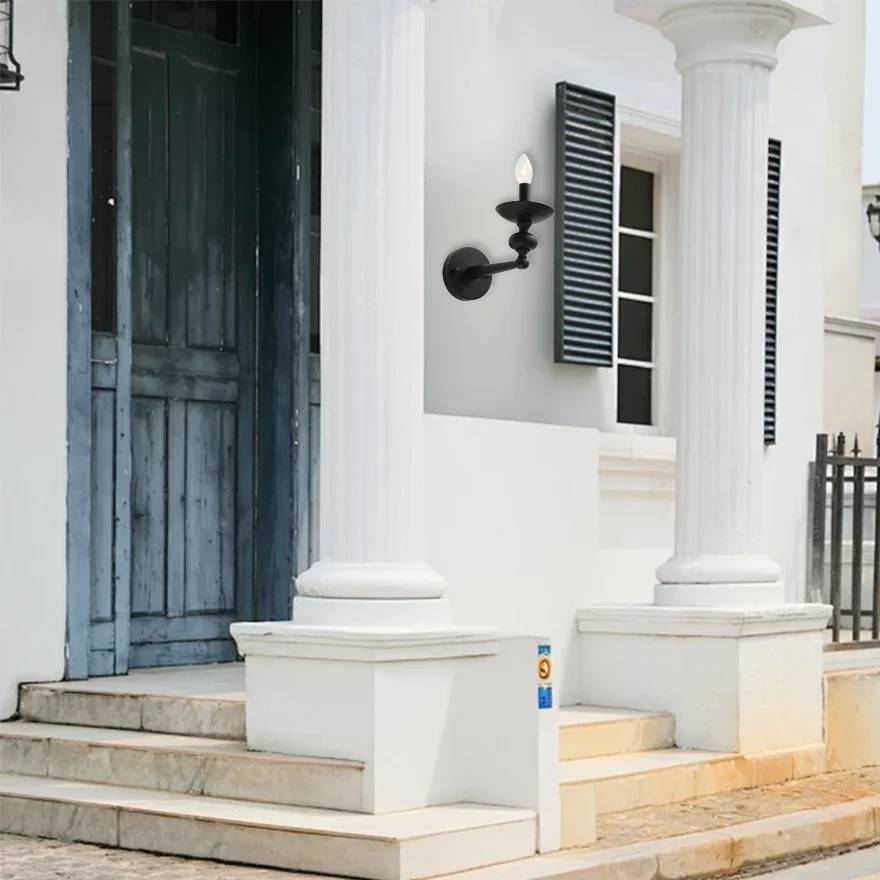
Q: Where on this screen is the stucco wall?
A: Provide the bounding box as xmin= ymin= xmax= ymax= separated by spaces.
xmin=424 ymin=0 xmax=680 ymax=431
xmin=424 ymin=415 xmax=675 ymax=705
xmin=0 ymin=0 xmax=69 ymax=718
xmin=424 ymin=0 xmax=837 ymax=616
xmin=860 ymin=189 xmax=880 ymax=322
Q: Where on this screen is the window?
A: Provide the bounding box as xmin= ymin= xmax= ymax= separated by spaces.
xmin=132 ymin=0 xmax=239 ymax=44
xmin=616 ymin=164 xmax=657 ymax=426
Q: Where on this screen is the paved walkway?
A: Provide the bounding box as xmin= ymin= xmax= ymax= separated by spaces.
xmin=749 ymin=844 xmax=880 ymax=879
xmin=583 ymin=767 xmax=880 ymax=853
xmin=0 ymin=834 xmax=303 ymax=880
xmin=1 ymin=768 xmax=878 ymax=879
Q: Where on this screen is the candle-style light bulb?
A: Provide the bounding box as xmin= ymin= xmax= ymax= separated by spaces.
xmin=514 ymin=153 xmax=533 ymax=185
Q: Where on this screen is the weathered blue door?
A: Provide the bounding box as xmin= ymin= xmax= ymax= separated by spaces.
xmin=89 ymin=1 xmax=256 ymax=673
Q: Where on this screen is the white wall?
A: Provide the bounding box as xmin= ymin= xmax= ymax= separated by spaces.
xmin=424 ymin=415 xmax=675 ymax=705
xmin=863 ymin=0 xmax=879 ymax=187
xmin=0 ymin=0 xmax=69 ymax=718
xmin=424 ymin=0 xmax=680 ymax=430
xmin=424 ymin=0 xmax=840 ymax=634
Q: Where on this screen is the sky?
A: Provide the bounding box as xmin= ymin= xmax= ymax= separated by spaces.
xmin=865 ymin=0 xmax=879 ymax=185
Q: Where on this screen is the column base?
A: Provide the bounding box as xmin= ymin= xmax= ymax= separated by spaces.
xmin=654 ymin=580 xmax=785 ymax=607
xmin=230 ymin=622 xmax=562 ymax=850
xmin=576 ymin=603 xmax=832 ymax=753
xmin=295 ymin=561 xmax=447 ymax=600
xmin=293 ymin=595 xmax=452 ymax=627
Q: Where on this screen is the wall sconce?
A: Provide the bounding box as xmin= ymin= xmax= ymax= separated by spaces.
xmin=0 ymin=0 xmax=23 ymax=91
xmin=868 ymin=195 xmax=880 ymax=253
xmin=443 ymin=154 xmax=554 ymax=301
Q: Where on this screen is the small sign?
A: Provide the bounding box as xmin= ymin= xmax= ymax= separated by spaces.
xmin=537 ymin=643 xmax=552 ymax=709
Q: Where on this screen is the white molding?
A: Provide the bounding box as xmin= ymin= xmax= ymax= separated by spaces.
xmin=577 ymin=604 xmax=832 ymax=637
xmin=618 ymin=106 xmax=681 ymax=157
xmin=824 ymin=314 xmax=880 ymax=341
xmin=823 ymin=646 xmax=880 ymax=672
xmin=598 ymin=431 xmax=676 ymax=497
xmin=614 ymin=0 xmax=831 ymax=30
xmin=231 ymin=622 xmax=500 ymax=663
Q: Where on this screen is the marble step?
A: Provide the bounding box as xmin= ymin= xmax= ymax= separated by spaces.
xmin=559 ymin=743 xmax=825 ymax=819
xmin=558 ymin=706 xmax=674 ymax=761
xmin=0 ymin=773 xmax=537 ymax=880
xmin=18 ymin=665 xmax=245 ymax=740
xmin=0 ymin=721 xmax=365 ymax=811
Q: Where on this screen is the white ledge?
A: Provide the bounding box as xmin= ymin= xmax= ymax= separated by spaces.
xmin=823 ymin=646 xmax=880 ymax=672
xmin=231 ymin=622 xmax=500 ymax=662
xmin=824 ymin=315 xmax=880 ymax=341
xmin=577 ymin=604 xmax=832 ymax=637
xmin=615 ymin=0 xmax=831 ymax=29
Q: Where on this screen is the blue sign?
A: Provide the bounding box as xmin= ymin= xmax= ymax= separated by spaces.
xmin=537 ymin=643 xmax=552 ymax=709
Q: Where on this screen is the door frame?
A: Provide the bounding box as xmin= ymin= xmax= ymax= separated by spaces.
xmin=65 ymin=0 xmax=319 ymax=678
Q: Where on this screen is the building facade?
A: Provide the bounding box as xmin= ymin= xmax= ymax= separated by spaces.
xmin=0 ymin=0 xmax=877 ymax=867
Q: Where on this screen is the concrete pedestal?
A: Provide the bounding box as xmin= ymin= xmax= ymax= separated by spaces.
xmin=577 ymin=605 xmax=831 ymax=753
xmin=231 ymin=623 xmax=563 ymax=851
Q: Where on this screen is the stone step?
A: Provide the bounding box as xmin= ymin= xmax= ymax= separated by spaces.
xmin=559 ymin=743 xmax=825 ymax=820
xmin=0 ymin=773 xmax=536 ymax=880
xmin=0 ymin=721 xmax=364 ymax=811
xmin=18 ymin=665 xmax=246 ymax=740
xmin=558 ymin=706 xmax=675 ymax=761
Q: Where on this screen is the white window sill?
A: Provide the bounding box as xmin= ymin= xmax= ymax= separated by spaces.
xmin=599 ymin=430 xmax=676 ymax=462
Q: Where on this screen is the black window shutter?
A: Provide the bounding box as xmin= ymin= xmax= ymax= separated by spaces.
xmin=554 ymin=82 xmax=616 ymax=366
xmin=765 ymin=139 xmax=781 ymax=445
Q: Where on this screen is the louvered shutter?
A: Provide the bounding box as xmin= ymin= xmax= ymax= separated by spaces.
xmin=554 ymin=82 xmax=616 ymax=366
xmin=764 ymin=139 xmax=781 ymax=445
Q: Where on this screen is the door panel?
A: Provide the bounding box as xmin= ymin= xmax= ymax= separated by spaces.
xmin=123 ymin=11 xmax=254 ymax=668
xmin=131 ymin=50 xmax=169 ymax=345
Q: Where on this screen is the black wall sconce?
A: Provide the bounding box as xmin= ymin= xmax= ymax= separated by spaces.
xmin=443 ymin=154 xmax=554 ymax=301
xmin=868 ymin=194 xmax=880 ymax=253
xmin=0 ymin=0 xmax=23 ymax=91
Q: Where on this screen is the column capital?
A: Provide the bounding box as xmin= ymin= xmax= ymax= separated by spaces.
xmin=616 ymin=0 xmax=830 ymax=70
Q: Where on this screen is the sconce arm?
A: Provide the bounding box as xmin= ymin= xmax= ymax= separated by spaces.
xmin=460 ymin=255 xmax=528 ymax=281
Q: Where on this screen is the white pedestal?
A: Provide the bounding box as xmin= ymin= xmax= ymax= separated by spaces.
xmin=231 ymin=624 xmax=562 ymax=852
xmin=577 ymin=605 xmax=831 ymax=754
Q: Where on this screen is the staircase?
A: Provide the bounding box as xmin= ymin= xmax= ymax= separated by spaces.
xmin=0 ymin=667 xmax=827 ymax=877
xmin=557 ymin=705 xmax=826 ymax=849
xmin=0 ymin=668 xmax=535 ymax=880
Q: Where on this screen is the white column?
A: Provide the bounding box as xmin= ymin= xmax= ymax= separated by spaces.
xmin=653 ymin=2 xmax=795 ymax=607
xmin=294 ymin=0 xmax=448 ymax=627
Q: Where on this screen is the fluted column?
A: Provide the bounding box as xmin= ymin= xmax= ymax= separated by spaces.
xmin=654 ymin=3 xmax=795 ymax=607
xmin=295 ymin=0 xmax=448 ymax=626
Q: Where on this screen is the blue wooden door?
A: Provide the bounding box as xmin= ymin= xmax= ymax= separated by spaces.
xmin=89 ymin=1 xmax=256 ymax=673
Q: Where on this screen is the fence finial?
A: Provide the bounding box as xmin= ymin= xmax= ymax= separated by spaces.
xmin=836 ymin=432 xmax=846 ymax=455
xmin=853 ymin=434 xmax=861 ymax=457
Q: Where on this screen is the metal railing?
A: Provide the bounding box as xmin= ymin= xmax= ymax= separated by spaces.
xmin=810 ymin=431 xmax=880 ymax=647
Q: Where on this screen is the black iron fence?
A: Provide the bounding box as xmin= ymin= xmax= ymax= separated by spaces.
xmin=810 ymin=432 xmax=880 ymax=647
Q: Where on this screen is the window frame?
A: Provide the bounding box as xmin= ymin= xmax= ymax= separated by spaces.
xmin=614 ymin=150 xmax=663 ymax=433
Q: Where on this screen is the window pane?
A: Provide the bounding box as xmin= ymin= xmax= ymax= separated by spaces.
xmin=620 ymin=166 xmax=654 ymax=232
xmin=310 ymin=229 xmax=320 ymax=354
xmin=155 ymin=1 xmax=195 ymax=32
xmin=91 ymin=0 xmax=117 ymax=62
xmin=311 ymin=58 xmax=321 ymax=113
xmin=91 ymin=62 xmax=116 ymax=333
xmin=618 ymin=298 xmax=653 ymax=363
xmin=196 ymin=0 xmax=238 ymax=44
xmin=310 ymin=1 xmax=322 ymax=52
xmin=132 ymin=1 xmax=153 ymax=22
xmin=617 ymin=365 xmax=652 ymax=426
xmin=311 ymin=139 xmax=321 ymax=218
xmin=619 ymin=233 xmax=653 ymax=296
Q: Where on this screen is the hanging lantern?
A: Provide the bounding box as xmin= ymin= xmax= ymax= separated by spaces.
xmin=1 ymin=0 xmax=23 ymax=91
